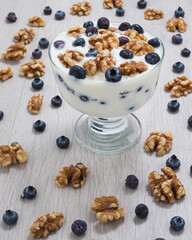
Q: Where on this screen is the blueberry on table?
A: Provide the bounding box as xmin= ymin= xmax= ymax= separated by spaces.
xmin=167 ymin=100 xmax=180 ymax=112
xmin=135 ymin=204 xmax=149 ymax=219
xmin=125 ymin=175 xmax=139 ymax=189
xmin=33 ymin=120 xmax=46 ymax=132
xmin=172 ymin=62 xmax=184 ymax=73
xmin=54 ymin=40 xmax=65 ymax=49
xmin=97 ymin=17 xmax=110 ymax=29
xmin=170 ymin=216 xmax=185 ymax=231
xmin=148 ymin=37 xmax=160 ymax=48
xmin=120 ymin=49 xmax=133 ymax=59
xmin=105 ymin=67 xmax=122 ymax=83
xmin=56 ymin=136 xmax=70 ymax=149
xmin=6 ymin=12 xmax=17 ymax=22
xmin=51 ymin=95 xmax=62 ymax=107
xmin=188 ymin=115 xmax=192 ymax=128
xmin=44 ymin=6 xmax=52 ymax=15
xmin=3 ymin=210 xmax=18 ymax=225
xmin=21 ymin=186 xmax=37 ymax=199
xmin=39 ymin=38 xmax=49 ymax=49
xmin=72 ymin=38 xmax=85 ymax=47
xmin=137 ymin=0 xmax=147 ymax=9
xmin=69 ymin=65 xmax=86 ymax=79
xmin=71 ymin=220 xmax=87 ymax=236
xmin=116 ymin=8 xmax=125 ymax=16
xmin=172 ymin=34 xmax=183 ymax=44
xmin=85 ymin=26 xmax=98 ymax=37
xmin=175 ymin=7 xmax=185 ymax=18
xmin=181 ymin=48 xmax=191 ymax=57
xmin=0 ymin=110 xmax=4 ymax=121
xmin=119 ymin=36 xmax=129 ymax=46
xmin=32 ymin=78 xmax=44 ymax=90
xmin=55 ymin=11 xmax=65 ymax=20
xmin=118 ymin=22 xmax=131 ymax=31
xmin=131 ymin=24 xmax=144 ymax=34
xmin=83 ymin=21 xmax=94 ymax=28
xmin=85 ymin=48 xmax=99 ymax=57
xmin=145 ymin=52 xmax=160 ymax=64
xmin=166 ymin=155 xmax=181 ymax=170
xmin=32 ymin=49 xmax=42 ymax=59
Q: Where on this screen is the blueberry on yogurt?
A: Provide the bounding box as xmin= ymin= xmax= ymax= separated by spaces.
xmin=105 ymin=67 xmax=122 ymax=83
xmin=69 ymin=65 xmax=86 ymax=79
xmin=119 ymin=36 xmax=129 ymax=46
xmin=120 ymin=49 xmax=133 ymax=59
xmin=54 ymin=40 xmax=65 ymax=49
xmin=85 ymin=26 xmax=98 ymax=37
xmin=83 ymin=21 xmax=94 ymax=28
xmin=72 ymin=38 xmax=85 ymax=47
xmin=85 ymin=48 xmax=99 ymax=57
xmin=118 ymin=22 xmax=131 ymax=31
xmin=145 ymin=52 xmax=160 ymax=64
xmin=97 ymin=17 xmax=110 ymax=29
xmin=131 ymin=24 xmax=144 ymax=34
xmin=148 ymin=37 xmax=160 ymax=48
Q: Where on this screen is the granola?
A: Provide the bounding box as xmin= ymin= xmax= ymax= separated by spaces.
xmin=123 ymin=39 xmax=154 ymax=56
xmin=58 ymin=50 xmax=84 ymax=68
xmin=28 ymin=16 xmax=45 ymax=27
xmin=2 ymin=43 xmax=27 ymax=60
xmin=67 ymin=26 xmax=85 ymax=37
xmin=27 ymin=94 xmax=44 ymax=115
xmin=144 ymin=9 xmax=164 ymax=20
xmin=20 ymin=60 xmax=45 ymax=78
xmin=14 ymin=28 xmax=35 ymax=45
xmin=71 ymin=1 xmax=91 ymax=16
xmin=119 ymin=61 xmax=148 ymax=76
xmin=166 ymin=17 xmax=187 ymax=33
xmin=0 ymin=67 xmax=13 ymax=82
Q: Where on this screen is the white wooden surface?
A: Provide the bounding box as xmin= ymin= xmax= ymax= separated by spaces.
xmin=0 ymin=0 xmax=192 ymax=239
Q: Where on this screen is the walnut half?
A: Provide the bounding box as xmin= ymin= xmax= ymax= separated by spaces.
xmin=0 ymin=67 xmax=13 ymax=82
xmin=14 ymin=28 xmax=35 ymax=45
xmin=123 ymin=39 xmax=154 ymax=56
xmin=20 ymin=60 xmax=45 ymax=78
xmin=119 ymin=61 xmax=148 ymax=76
xmin=28 ymin=16 xmax=45 ymax=27
xmin=166 ymin=17 xmax=187 ymax=33
xmin=71 ymin=1 xmax=91 ymax=16
xmin=2 ymin=43 xmax=27 ymax=60
xmin=144 ymin=9 xmax=164 ymax=20
xmin=27 ymin=94 xmax=44 ymax=115
xmin=58 ymin=50 xmax=84 ymax=68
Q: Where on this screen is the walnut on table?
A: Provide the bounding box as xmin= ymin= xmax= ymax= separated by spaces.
xmin=123 ymin=39 xmax=154 ymax=56
xmin=58 ymin=50 xmax=84 ymax=68
xmin=2 ymin=43 xmax=27 ymax=60
xmin=28 ymin=16 xmax=45 ymax=27
xmin=124 ymin=29 xmax=147 ymax=41
xmin=113 ymin=0 xmax=123 ymax=8
xmin=27 ymin=94 xmax=44 ymax=115
xmin=166 ymin=17 xmax=187 ymax=33
xmin=0 ymin=67 xmax=13 ymax=82
xmin=95 ymin=49 xmax=116 ymax=72
xmin=67 ymin=26 xmax=85 ymax=37
xmin=71 ymin=1 xmax=91 ymax=16
xmin=14 ymin=28 xmax=35 ymax=45
xmin=0 ymin=142 xmax=28 ymax=167
xmin=29 ymin=212 xmax=64 ymax=238
xmin=118 ymin=61 xmax=148 ymax=76
xmin=55 ymin=163 xmax=88 ymax=188
xmin=20 ymin=60 xmax=45 ymax=78
xmin=144 ymin=131 xmax=173 ymax=156
xmin=148 ymin=167 xmax=186 ymax=204
xmin=103 ymin=0 xmax=114 ymax=8
xmin=144 ymin=9 xmax=164 ymax=20
xmin=91 ymin=196 xmax=126 ymax=223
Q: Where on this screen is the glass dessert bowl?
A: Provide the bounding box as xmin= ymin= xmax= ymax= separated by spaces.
xmin=49 ymin=20 xmax=164 ymax=154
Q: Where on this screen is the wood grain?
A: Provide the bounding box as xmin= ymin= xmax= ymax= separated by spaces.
xmin=0 ymin=0 xmax=192 ymax=239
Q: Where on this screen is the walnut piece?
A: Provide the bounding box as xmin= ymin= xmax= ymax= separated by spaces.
xmin=83 ymin=59 xmax=97 ymax=76
xmin=2 ymin=43 xmax=27 ymax=60
xmin=71 ymin=1 xmax=91 ymax=16
xmin=95 ymin=49 xmax=116 ymax=72
xmin=29 ymin=212 xmax=63 ymax=238
xmin=67 ymin=26 xmax=85 ymax=37
xmin=28 ymin=16 xmax=45 ymax=27
xmin=123 ymin=39 xmax=154 ymax=56
xmin=14 ymin=28 xmax=35 ymax=45
xmin=118 ymin=61 xmax=148 ymax=76
xmin=166 ymin=17 xmax=187 ymax=33
xmin=144 ymin=9 xmax=163 ymax=20
xmin=103 ymin=0 xmax=114 ymax=8
xmin=148 ymin=167 xmax=186 ymax=203
xmin=164 ymin=76 xmax=192 ymax=97
xmin=124 ymin=29 xmax=147 ymax=41
xmin=0 ymin=142 xmax=28 ymax=167
xmin=91 ymin=196 xmax=126 ymax=223
xmin=20 ymin=60 xmax=45 ymax=78
xmin=58 ymin=50 xmax=84 ymax=68
xmin=27 ymin=94 xmax=44 ymax=115
xmin=55 ymin=163 xmax=88 ymax=188
xmin=144 ymin=131 xmax=173 ymax=156
xmin=0 ymin=67 xmax=13 ymax=82
xmin=113 ymin=0 xmax=123 ymax=8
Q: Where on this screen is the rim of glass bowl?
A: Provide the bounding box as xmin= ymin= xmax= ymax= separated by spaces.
xmin=48 ymin=23 xmax=165 ymax=84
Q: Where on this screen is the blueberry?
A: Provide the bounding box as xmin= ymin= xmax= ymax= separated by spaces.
xmin=54 ymin=40 xmax=65 ymax=49
xmin=175 ymin=7 xmax=185 ymax=18
xmin=69 ymin=65 xmax=86 ymax=79
xmin=167 ymin=100 xmax=180 ymax=112
xmin=32 ymin=49 xmax=42 ymax=59
xmin=148 ymin=37 xmax=160 ymax=48
xmin=137 ymin=0 xmax=147 ymax=9
xmin=135 ymin=204 xmax=149 ymax=219
xmin=145 ymin=52 xmax=160 ymax=64
xmin=3 ymin=210 xmax=18 ymax=226
xmin=170 ymin=216 xmax=185 ymax=231
xmin=118 ymin=22 xmax=131 ymax=31
xmin=172 ymin=62 xmax=184 ymax=73
xmin=97 ymin=17 xmax=110 ymax=29
xmin=56 ymin=136 xmax=70 ymax=149
xmin=120 ymin=49 xmax=133 ymax=59
xmin=33 ymin=120 xmax=46 ymax=132
xmin=44 ymin=6 xmax=52 ymax=15
xmin=21 ymin=186 xmax=37 ymax=199
xmin=155 ymin=239 xmax=165 ymax=240
xmin=72 ymin=38 xmax=85 ymax=47
xmin=51 ymin=95 xmax=62 ymax=107
xmin=85 ymin=48 xmax=99 ymax=57
xmin=131 ymin=24 xmax=144 ymax=34
xmin=181 ymin=48 xmax=191 ymax=57
xmin=79 ymin=95 xmax=90 ymax=102
xmin=58 ymin=75 xmax=64 ymax=82
xmin=71 ymin=220 xmax=87 ymax=236
xmin=125 ymin=175 xmax=139 ymax=189
xmin=0 ymin=110 xmax=4 ymax=121
xmin=188 ymin=115 xmax=192 ymax=128
xmin=119 ymin=36 xmax=129 ymax=46
xmin=190 ymin=165 xmax=192 ymax=174
xmin=116 ymin=8 xmax=125 ymax=16
xmin=32 ymin=78 xmax=44 ymax=90
xmin=55 ymin=11 xmax=65 ymax=20
xmin=6 ymin=12 xmax=17 ymax=23
xmin=39 ymin=38 xmax=49 ymax=49
xmin=83 ymin=21 xmax=94 ymax=28
xmin=105 ymin=67 xmax=122 ymax=83
xmin=172 ymin=34 xmax=183 ymax=44
xmin=85 ymin=26 xmax=98 ymax=37
xmin=166 ymin=155 xmax=181 ymax=170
